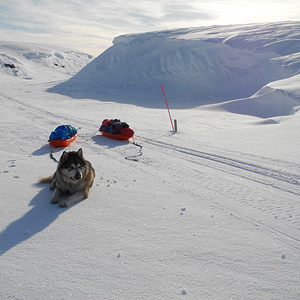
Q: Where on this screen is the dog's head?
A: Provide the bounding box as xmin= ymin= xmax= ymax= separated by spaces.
xmin=59 ymin=148 xmax=87 ymax=182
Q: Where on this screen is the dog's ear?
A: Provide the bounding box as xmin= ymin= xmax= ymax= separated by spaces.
xmin=77 ymin=148 xmax=83 ymax=158
xmin=60 ymin=151 xmax=68 ymax=163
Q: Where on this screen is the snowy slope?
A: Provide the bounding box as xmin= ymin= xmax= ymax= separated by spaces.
xmin=211 ymin=74 xmax=300 ymax=118
xmin=49 ymin=21 xmax=300 ymax=109
xmin=0 ymin=41 xmax=93 ymax=81
xmin=1 ymin=25 xmax=300 ymax=300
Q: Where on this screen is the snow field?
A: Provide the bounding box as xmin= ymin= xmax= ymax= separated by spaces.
xmin=1 ymin=81 xmax=300 ymax=299
xmin=1 ymin=21 xmax=300 ymax=299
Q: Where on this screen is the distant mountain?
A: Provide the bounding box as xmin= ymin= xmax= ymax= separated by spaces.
xmin=49 ymin=21 xmax=300 ymax=109
xmin=0 ymin=41 xmax=93 ymax=81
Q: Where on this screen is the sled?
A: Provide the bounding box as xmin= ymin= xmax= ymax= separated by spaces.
xmin=48 ymin=133 xmax=78 ymax=147
xmin=48 ymin=125 xmax=78 ymax=147
xmin=100 ymin=130 xmax=133 ymax=140
xmin=99 ymin=119 xmax=134 ymax=140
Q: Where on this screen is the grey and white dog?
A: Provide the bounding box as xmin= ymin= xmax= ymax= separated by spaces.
xmin=40 ymin=149 xmax=95 ymax=207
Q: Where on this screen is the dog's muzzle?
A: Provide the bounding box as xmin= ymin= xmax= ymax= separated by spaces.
xmin=74 ymin=172 xmax=82 ymax=180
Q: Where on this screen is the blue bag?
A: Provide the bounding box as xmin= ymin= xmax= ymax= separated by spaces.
xmin=49 ymin=125 xmax=77 ymax=141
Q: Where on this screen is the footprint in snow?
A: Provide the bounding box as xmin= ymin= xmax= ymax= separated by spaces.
xmin=181 ymin=288 xmax=187 ymax=295
xmin=106 ymin=179 xmax=117 ymax=187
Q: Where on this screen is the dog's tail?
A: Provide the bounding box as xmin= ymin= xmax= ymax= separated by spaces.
xmin=39 ymin=175 xmax=53 ymax=184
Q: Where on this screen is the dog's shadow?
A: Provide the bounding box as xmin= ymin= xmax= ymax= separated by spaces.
xmin=0 ymin=185 xmax=68 ymax=255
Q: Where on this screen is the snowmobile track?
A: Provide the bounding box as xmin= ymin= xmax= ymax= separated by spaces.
xmin=136 ymin=135 xmax=300 ymax=196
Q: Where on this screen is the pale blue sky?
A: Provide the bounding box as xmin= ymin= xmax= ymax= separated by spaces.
xmin=0 ymin=0 xmax=299 ymax=56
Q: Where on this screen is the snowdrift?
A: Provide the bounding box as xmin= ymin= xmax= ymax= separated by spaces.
xmin=49 ymin=22 xmax=300 ymax=109
xmin=213 ymin=74 xmax=300 ymax=118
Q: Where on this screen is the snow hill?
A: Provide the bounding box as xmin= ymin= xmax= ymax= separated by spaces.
xmin=213 ymin=74 xmax=300 ymax=118
xmin=0 ymin=42 xmax=93 ymax=81
xmin=1 ymin=22 xmax=300 ymax=300
xmin=50 ymin=21 xmax=300 ymax=114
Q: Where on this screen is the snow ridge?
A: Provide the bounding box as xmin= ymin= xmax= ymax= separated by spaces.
xmin=49 ymin=21 xmax=300 ymax=114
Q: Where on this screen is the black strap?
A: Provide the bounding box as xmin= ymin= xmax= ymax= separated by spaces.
xmin=125 ymin=141 xmax=143 ymax=161
xmin=50 ymin=148 xmax=59 ymax=163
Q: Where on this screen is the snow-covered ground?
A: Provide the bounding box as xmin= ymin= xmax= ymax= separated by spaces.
xmin=1 ymin=22 xmax=300 ymax=300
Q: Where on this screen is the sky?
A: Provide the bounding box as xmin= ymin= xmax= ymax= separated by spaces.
xmin=0 ymin=0 xmax=299 ymax=57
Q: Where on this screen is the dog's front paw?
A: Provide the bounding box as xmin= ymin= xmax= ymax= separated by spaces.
xmin=59 ymin=200 xmax=69 ymax=208
xmin=50 ymin=181 xmax=56 ymax=190
xmin=51 ymin=198 xmax=59 ymax=204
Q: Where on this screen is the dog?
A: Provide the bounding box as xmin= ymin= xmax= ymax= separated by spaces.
xmin=40 ymin=148 xmax=95 ymax=207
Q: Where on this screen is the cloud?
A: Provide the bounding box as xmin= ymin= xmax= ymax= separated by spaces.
xmin=161 ymin=1 xmax=214 ymax=21
xmin=164 ymin=11 xmax=214 ymax=21
xmin=0 ymin=0 xmax=299 ymax=56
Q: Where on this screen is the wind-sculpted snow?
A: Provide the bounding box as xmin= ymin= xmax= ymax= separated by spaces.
xmin=49 ymin=21 xmax=300 ymax=112
xmin=213 ymin=74 xmax=300 ymax=118
xmin=0 ymin=42 xmax=93 ymax=80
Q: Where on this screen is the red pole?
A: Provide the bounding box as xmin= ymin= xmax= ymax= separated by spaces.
xmin=161 ymin=83 xmax=174 ymax=131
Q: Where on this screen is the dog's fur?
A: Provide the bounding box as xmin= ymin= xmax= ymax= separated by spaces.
xmin=40 ymin=149 xmax=95 ymax=207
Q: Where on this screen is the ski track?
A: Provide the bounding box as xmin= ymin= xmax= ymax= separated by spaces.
xmin=0 ymin=91 xmax=96 ymax=130
xmin=136 ymin=136 xmax=300 ymax=192
xmin=97 ymin=135 xmax=300 ymax=252
xmin=132 ymin=136 xmax=300 ymax=251
xmin=2 ymin=88 xmax=300 ymax=253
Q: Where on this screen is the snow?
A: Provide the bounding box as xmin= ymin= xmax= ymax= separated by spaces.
xmin=212 ymin=74 xmax=300 ymax=118
xmin=1 ymin=21 xmax=300 ymax=300
xmin=0 ymin=41 xmax=93 ymax=81
xmin=49 ymin=21 xmax=300 ymax=108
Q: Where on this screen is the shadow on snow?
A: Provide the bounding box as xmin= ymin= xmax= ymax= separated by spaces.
xmin=0 ymin=186 xmax=70 ymax=255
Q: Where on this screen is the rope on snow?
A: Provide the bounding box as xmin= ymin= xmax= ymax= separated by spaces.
xmin=125 ymin=139 xmax=143 ymax=161
xmin=50 ymin=147 xmax=59 ymax=163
